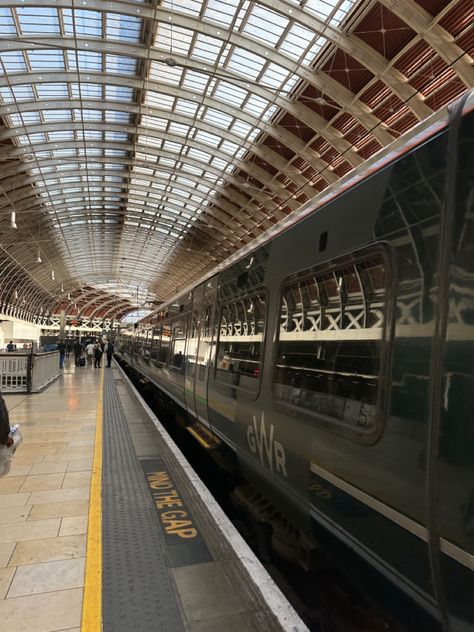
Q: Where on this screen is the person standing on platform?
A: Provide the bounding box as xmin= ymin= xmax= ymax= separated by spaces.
xmin=6 ymin=341 xmax=14 ymax=352
xmin=0 ymin=391 xmax=12 ymax=448
xmin=85 ymin=340 xmax=95 ymax=365
xmin=57 ymin=339 xmax=66 ymax=369
xmin=106 ymin=340 xmax=114 ymax=368
xmin=94 ymin=341 xmax=103 ymax=369
xmin=0 ymin=390 xmax=13 ymax=477
xmin=74 ymin=340 xmax=83 ymax=366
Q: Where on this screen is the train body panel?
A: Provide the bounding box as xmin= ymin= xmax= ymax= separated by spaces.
xmin=116 ymin=93 xmax=474 ymax=632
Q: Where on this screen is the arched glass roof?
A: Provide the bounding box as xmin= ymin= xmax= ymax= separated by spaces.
xmin=0 ymin=0 xmax=472 ymax=320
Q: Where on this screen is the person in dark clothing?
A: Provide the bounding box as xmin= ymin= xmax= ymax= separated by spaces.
xmin=57 ymin=339 xmax=66 ymax=369
xmin=106 ymin=340 xmax=114 ymax=368
xmin=94 ymin=343 xmax=103 ymax=368
xmin=0 ymin=391 xmax=13 ymax=448
xmin=0 ymin=390 xmax=18 ymax=477
xmin=6 ymin=341 xmax=14 ymax=352
xmin=74 ymin=340 xmax=83 ymax=366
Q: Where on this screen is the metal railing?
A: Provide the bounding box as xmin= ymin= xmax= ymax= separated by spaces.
xmin=0 ymin=351 xmax=59 ymax=393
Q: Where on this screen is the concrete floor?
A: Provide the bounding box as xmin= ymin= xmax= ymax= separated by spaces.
xmin=0 ymin=358 xmax=100 ymax=632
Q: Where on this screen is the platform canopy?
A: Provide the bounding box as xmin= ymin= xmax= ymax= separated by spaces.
xmin=0 ymin=0 xmax=472 ymax=321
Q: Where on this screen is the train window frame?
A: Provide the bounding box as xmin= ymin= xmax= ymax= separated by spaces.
xmin=214 ymin=289 xmax=268 ymax=399
xmin=272 ymin=245 xmax=394 ymax=444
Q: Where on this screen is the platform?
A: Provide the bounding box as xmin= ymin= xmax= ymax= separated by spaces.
xmin=0 ymin=357 xmax=307 ymax=632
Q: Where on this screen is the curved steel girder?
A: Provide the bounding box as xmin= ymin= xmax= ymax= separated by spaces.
xmin=115 ymin=305 xmax=138 ymax=321
xmin=0 ymin=0 xmax=430 ymax=122
xmin=2 ymin=267 xmax=31 ymax=304
xmin=0 ymin=102 xmax=334 ymax=193
xmin=0 ymin=79 xmax=364 ymax=175
xmin=89 ymin=295 xmax=133 ymax=319
xmin=2 ymin=237 xmax=70 ymax=279
xmin=0 ymin=132 xmax=311 ymax=218
xmin=3 ymin=147 xmax=322 ymax=228
xmin=0 ymin=184 xmax=253 ymax=244
xmin=0 ymin=248 xmax=55 ymax=299
xmin=0 ymin=70 xmax=370 ymax=166
xmin=58 ymin=258 xmax=175 ymax=284
xmin=102 ymin=303 xmax=130 ymax=320
xmin=0 ymin=72 xmax=353 ymax=174
xmin=379 ymin=0 xmax=474 ymax=88
xmin=0 ymin=152 xmax=320 ymax=235
xmin=0 ymin=149 xmax=300 ymax=232
xmin=17 ymin=284 xmax=44 ymax=317
xmin=0 ymin=168 xmax=279 ymax=234
xmin=1 ymin=192 xmax=268 ymax=255
xmin=77 ymin=292 xmax=126 ymax=317
xmin=3 ymin=136 xmax=334 ymax=204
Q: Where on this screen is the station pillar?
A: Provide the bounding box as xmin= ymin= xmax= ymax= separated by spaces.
xmin=59 ymin=309 xmax=66 ymax=340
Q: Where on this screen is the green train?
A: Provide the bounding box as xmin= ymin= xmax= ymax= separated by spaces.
xmin=116 ymin=90 xmax=473 ymax=631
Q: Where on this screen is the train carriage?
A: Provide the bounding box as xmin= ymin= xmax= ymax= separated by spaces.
xmin=117 ymin=91 xmax=474 ymax=632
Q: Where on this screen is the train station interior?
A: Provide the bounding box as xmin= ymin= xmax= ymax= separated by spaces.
xmin=0 ymin=1 xmax=473 ymax=631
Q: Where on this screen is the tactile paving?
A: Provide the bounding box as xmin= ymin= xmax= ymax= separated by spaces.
xmin=102 ymin=369 xmax=185 ymax=632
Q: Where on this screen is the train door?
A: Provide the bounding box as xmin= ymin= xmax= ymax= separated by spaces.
xmin=193 ymin=278 xmax=218 ymax=428
xmin=184 ymin=289 xmax=201 ymax=417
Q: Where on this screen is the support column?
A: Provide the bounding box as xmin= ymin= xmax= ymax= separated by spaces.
xmin=59 ymin=309 xmax=66 ymax=340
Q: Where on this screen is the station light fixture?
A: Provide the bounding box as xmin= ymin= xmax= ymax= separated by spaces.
xmin=10 ymin=210 xmax=17 ymax=229
xmin=36 ymin=248 xmax=42 ymax=263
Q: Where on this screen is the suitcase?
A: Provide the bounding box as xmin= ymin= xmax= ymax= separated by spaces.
xmin=78 ymin=358 xmax=86 ymax=367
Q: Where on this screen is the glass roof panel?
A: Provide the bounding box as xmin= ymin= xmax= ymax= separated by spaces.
xmin=8 ymin=111 xmax=41 ymax=126
xmin=213 ymin=81 xmax=247 ymax=107
xmin=105 ymin=55 xmax=138 ymax=75
xmin=203 ymin=108 xmax=233 ymax=128
xmin=226 ymin=48 xmax=265 ymax=81
xmin=154 ymin=23 xmax=194 ymax=56
xmin=192 ymin=34 xmax=223 ymax=64
xmin=0 ymin=51 xmax=27 ymax=73
xmin=106 ymin=111 xmax=132 ymax=123
xmin=17 ymin=7 xmax=60 ymax=34
xmin=106 ymin=13 xmax=142 ymax=42
xmin=203 ymin=0 xmax=240 ymax=27
xmin=0 ymin=85 xmax=34 ymax=101
xmin=28 ymin=50 xmax=65 ymax=71
xmin=0 ymin=8 xmax=15 ymax=35
xmin=63 ymin=9 xmax=102 ymax=37
xmin=43 ymin=110 xmax=73 ymax=122
xmin=162 ymin=0 xmax=202 ymax=17
xmin=67 ymin=51 xmax=102 ymax=72
xmin=181 ymin=70 xmax=209 ymax=93
xmin=105 ymin=85 xmax=134 ymax=101
xmin=36 ymin=83 xmax=69 ymax=98
xmin=244 ymin=5 xmax=288 ymax=45
xmin=280 ymin=23 xmax=316 ymax=61
xmin=149 ymin=63 xmax=183 ymax=86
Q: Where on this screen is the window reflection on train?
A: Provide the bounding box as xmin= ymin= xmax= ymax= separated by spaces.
xmin=216 ymin=293 xmax=265 ymax=389
xmin=275 ymin=254 xmax=387 ymax=436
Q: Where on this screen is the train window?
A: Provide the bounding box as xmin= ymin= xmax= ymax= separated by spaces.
xmin=150 ymin=326 xmax=161 ymax=364
xmin=215 ymin=292 xmax=266 ymax=393
xmin=170 ymin=319 xmax=186 ymax=370
xmin=142 ymin=328 xmax=152 ymax=362
xmin=153 ymin=322 xmax=171 ymax=364
xmin=274 ymin=250 xmax=390 ymax=441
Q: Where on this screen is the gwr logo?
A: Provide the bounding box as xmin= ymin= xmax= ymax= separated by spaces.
xmin=247 ymin=412 xmax=287 ymax=478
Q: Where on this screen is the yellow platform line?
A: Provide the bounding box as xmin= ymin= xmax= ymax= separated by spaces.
xmin=81 ymin=367 xmax=104 ymax=631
